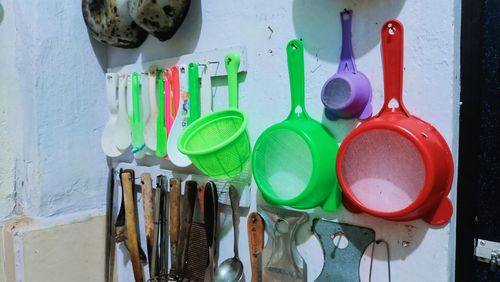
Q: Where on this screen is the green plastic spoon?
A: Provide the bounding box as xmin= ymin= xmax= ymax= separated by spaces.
xmin=156 ymin=69 xmax=167 ymax=158
xmin=130 ymin=72 xmax=145 ymax=154
xmin=187 ymin=63 xmax=200 ymax=126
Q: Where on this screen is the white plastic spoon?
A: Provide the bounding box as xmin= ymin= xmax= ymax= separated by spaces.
xmin=200 ymin=63 xmax=213 ymax=116
xmin=114 ymin=74 xmax=131 ymax=151
xmin=144 ymin=67 xmax=158 ymax=152
xmin=166 ymin=64 xmax=192 ymax=167
xmin=101 ymin=73 xmax=122 ymax=157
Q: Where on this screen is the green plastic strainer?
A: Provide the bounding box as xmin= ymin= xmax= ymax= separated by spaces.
xmin=252 ymin=39 xmax=341 ymax=211
xmin=177 ymin=53 xmax=250 ymax=179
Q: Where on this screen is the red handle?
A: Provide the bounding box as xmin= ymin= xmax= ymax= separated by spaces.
xmin=380 ymin=20 xmax=409 ymax=116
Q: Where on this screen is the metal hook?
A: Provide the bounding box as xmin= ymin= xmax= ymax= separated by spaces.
xmin=369 ymin=239 xmax=391 ymax=282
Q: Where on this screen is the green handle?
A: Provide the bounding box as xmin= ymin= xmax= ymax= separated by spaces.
xmin=187 ymin=63 xmax=200 ymax=125
xmin=286 ymin=39 xmax=308 ymax=120
xmin=130 ymin=72 xmax=145 ymax=151
xmin=156 ymin=70 xmax=167 ymax=157
xmin=224 ymin=53 xmax=240 ymax=109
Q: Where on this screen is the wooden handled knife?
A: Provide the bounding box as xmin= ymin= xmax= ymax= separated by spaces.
xmin=120 ymin=169 xmax=144 ymax=282
xmin=248 ymin=212 xmax=265 ymax=282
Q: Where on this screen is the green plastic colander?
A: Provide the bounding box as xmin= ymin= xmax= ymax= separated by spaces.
xmin=252 ymin=39 xmax=341 ymax=211
xmin=177 ymin=53 xmax=250 ymax=179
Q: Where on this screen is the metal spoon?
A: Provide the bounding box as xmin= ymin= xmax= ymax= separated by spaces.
xmin=215 ymin=186 xmax=244 ymax=282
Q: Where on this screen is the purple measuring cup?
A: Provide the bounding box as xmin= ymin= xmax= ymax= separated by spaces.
xmin=321 ymin=10 xmax=372 ymax=120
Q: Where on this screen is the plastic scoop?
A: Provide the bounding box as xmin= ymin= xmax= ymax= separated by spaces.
xmin=200 ymin=64 xmax=213 ymax=116
xmin=144 ymin=67 xmax=158 ymax=152
xmin=130 ymin=72 xmax=146 ymax=155
xmin=187 ymin=63 xmax=201 ymax=126
xmin=167 ymin=65 xmax=192 ymax=167
xmin=321 ymin=10 xmax=372 ymax=120
xmin=252 ymin=39 xmax=341 ymax=211
xmin=156 ymin=70 xmax=168 ymax=158
xmin=101 ymin=73 xmax=122 ymax=157
xmin=115 ymin=75 xmax=131 ymax=151
xmin=165 ymin=67 xmax=178 ymax=138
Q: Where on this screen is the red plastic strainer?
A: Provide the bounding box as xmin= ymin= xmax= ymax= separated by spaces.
xmin=336 ymin=20 xmax=454 ymax=225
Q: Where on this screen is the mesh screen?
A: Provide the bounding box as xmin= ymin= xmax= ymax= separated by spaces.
xmin=341 ymin=129 xmax=425 ymax=212
xmin=323 ymin=78 xmax=351 ymax=108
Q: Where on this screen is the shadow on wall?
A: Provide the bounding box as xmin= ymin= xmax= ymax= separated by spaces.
xmin=292 ymin=0 xmax=406 ymax=62
xmin=106 ymin=0 xmax=203 ymax=68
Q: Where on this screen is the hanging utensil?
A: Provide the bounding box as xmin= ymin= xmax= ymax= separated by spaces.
xmin=179 ymin=180 xmax=198 ymax=277
xmin=167 ymin=64 xmax=192 ymax=167
xmin=215 ymin=186 xmax=244 ymax=282
xmin=168 ymin=178 xmax=181 ymax=280
xmin=82 ymin=0 xmax=148 ymax=48
xmin=115 ymin=75 xmax=131 ymax=151
xmin=105 ymin=168 xmax=116 ymax=282
xmin=252 ymin=39 xmax=341 ymax=211
xmin=141 ymin=173 xmax=155 ymax=277
xmin=184 ymin=184 xmax=209 ymax=281
xmin=312 ymin=219 xmax=375 ymax=282
xmin=247 ymin=212 xmax=264 ymax=282
xmin=259 ymin=206 xmax=308 ymax=282
xmin=101 ymin=74 xmax=122 ymax=157
xmin=204 ymin=182 xmax=218 ymax=282
xmin=321 ymin=9 xmax=372 ymax=120
xmin=336 ymin=20 xmax=454 ymax=225
xmin=144 ymin=66 xmax=158 ymax=152
xmin=165 ymin=68 xmax=175 ymax=140
xmin=128 ymin=0 xmax=191 ymax=41
xmin=131 ymin=72 xmax=146 ymax=155
xmin=178 ymin=54 xmax=251 ymax=179
xmin=151 ymin=176 xmax=163 ymax=280
xmin=159 ymin=175 xmax=169 ymax=278
xmin=120 ymin=169 xmax=144 ymax=282
xmin=156 ymin=70 xmax=168 ymax=158
xmin=200 ymin=63 xmax=213 ymax=116
xmin=187 ymin=63 xmax=201 ymax=126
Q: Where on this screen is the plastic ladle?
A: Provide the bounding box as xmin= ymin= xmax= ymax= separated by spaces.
xmin=115 ymin=74 xmax=131 ymax=151
xmin=167 ymin=65 xmax=192 ymax=167
xmin=321 ymin=10 xmax=372 ymax=120
xmin=215 ymin=186 xmax=243 ymax=282
xmin=130 ymin=72 xmax=146 ymax=156
xmin=156 ymin=70 xmax=168 ymax=158
xmin=144 ymin=67 xmax=158 ymax=152
xmin=101 ymin=73 xmax=122 ymax=157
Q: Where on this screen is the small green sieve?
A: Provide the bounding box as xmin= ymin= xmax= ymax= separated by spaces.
xmin=252 ymin=39 xmax=341 ymax=211
xmin=177 ymin=53 xmax=250 ymax=179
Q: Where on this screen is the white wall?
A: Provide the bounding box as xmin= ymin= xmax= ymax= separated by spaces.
xmin=0 ymin=0 xmax=20 ymax=218
xmin=110 ymin=0 xmax=461 ymax=281
xmin=0 ymin=0 xmax=460 ymax=281
xmin=0 ymin=0 xmax=109 ymax=218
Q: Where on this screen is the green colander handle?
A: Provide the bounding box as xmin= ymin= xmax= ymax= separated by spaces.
xmin=187 ymin=63 xmax=200 ymax=125
xmin=287 ymin=39 xmax=309 ymax=120
xmin=224 ymin=53 xmax=240 ymax=109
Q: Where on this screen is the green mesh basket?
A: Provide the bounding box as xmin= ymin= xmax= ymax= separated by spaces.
xmin=177 ymin=53 xmax=250 ymax=179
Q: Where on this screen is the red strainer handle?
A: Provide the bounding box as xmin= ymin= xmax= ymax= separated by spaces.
xmin=380 ymin=20 xmax=409 ymax=116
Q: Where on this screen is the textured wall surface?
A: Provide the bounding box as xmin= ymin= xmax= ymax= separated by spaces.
xmin=0 ymin=0 xmax=19 ymax=218
xmin=0 ymin=0 xmax=460 ymax=281
xmin=0 ymin=0 xmax=108 ymax=218
xmin=110 ymin=1 xmax=461 ymax=281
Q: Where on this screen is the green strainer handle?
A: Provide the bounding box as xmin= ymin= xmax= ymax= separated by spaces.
xmin=156 ymin=69 xmax=167 ymax=157
xmin=187 ymin=63 xmax=200 ymax=126
xmin=287 ymin=39 xmax=309 ymax=120
xmin=225 ymin=53 xmax=240 ymax=109
xmin=131 ymin=72 xmax=145 ymax=152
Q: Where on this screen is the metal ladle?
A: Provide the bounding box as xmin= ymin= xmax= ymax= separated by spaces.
xmin=215 ymin=186 xmax=244 ymax=282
